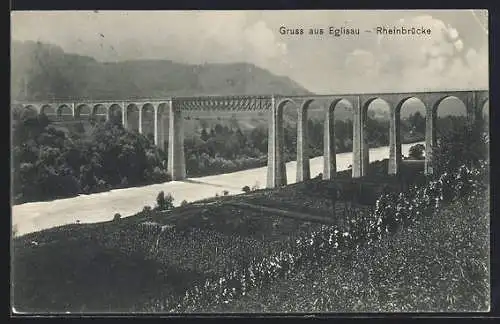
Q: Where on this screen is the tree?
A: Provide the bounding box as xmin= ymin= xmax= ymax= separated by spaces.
xmin=408 ymin=144 xmax=425 ymax=160
xmin=408 ymin=111 xmax=426 ymax=134
xmin=200 ymin=128 xmax=210 ymax=142
xmin=433 ymin=125 xmax=488 ymax=175
xmin=156 ymin=191 xmax=174 ymax=210
xmin=12 ymin=117 xmax=172 ymax=203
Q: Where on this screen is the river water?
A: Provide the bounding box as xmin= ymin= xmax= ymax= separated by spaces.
xmin=12 ymin=142 xmax=424 ymax=236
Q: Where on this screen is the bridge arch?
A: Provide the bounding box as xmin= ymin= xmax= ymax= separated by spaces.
xmin=275 ymin=98 xmax=296 ymax=114
xmin=296 ymin=99 xmax=318 ymax=182
xmin=75 ymin=104 xmax=92 ymax=119
xmin=18 ymin=105 xmax=38 ymax=120
xmin=432 ymin=95 xmax=467 ymax=143
xmin=57 ymin=105 xmax=73 ymax=121
xmin=156 ymin=103 xmax=168 ymax=150
xmin=422 ymin=95 xmax=468 ymax=175
xmin=361 ymin=97 xmax=391 ymax=173
xmin=11 ymin=104 xmax=23 ymax=120
xmin=40 ymin=104 xmax=56 ymax=117
xmin=296 ymin=97 xmax=355 ymax=182
xmin=267 ymin=98 xmax=298 ymax=187
xmin=126 ymin=104 xmax=140 ymax=131
xmin=325 ymin=98 xmax=354 ymax=178
xmin=141 ymin=103 xmax=156 ymax=140
xmin=390 ymin=96 xmax=427 ymax=175
xmin=108 ymin=104 xmax=123 ymax=125
xmin=93 ymin=104 xmax=108 ymax=122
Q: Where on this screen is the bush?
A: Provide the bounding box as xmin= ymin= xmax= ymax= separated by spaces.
xmin=156 ymin=191 xmax=166 ymax=210
xmin=433 ymin=126 xmax=488 ymax=175
xmin=12 ymin=120 xmax=172 ymax=204
xmin=223 ymin=190 xmax=229 ymax=196
xmin=408 ymin=144 xmax=425 ymax=160
xmin=181 ymin=200 xmax=188 ymax=206
xmin=166 ymin=162 xmax=489 ymax=312
xmin=165 ymin=193 xmax=174 ymax=209
xmin=113 ymin=213 xmax=121 ymax=221
xmin=156 ymin=191 xmax=174 ymax=210
xmin=242 ymin=186 xmax=251 ymax=193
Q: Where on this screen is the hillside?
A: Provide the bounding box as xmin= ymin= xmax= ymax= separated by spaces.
xmin=11 ymin=40 xmax=313 ymax=101
xmin=11 ymin=40 xmax=458 ymax=124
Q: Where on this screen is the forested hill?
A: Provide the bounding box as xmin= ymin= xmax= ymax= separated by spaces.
xmin=11 ymin=40 xmax=313 ymax=101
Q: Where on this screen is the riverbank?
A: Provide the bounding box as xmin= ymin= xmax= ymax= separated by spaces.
xmin=12 ymin=142 xmax=424 ymax=236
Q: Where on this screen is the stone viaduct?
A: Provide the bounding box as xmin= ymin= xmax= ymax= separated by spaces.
xmin=13 ymin=89 xmax=489 ymax=188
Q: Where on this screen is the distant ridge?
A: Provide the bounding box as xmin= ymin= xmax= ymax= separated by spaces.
xmin=11 ymin=40 xmax=314 ymax=102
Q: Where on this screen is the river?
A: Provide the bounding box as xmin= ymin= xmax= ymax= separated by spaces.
xmin=12 ymin=141 xmax=424 ymax=236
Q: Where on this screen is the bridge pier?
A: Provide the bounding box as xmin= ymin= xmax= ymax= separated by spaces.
xmin=424 ymin=104 xmax=437 ymax=175
xmin=138 ymin=108 xmax=143 ymax=134
xmin=154 ymin=106 xmax=167 ymax=150
xmin=267 ymin=97 xmax=287 ymax=188
xmin=159 ymin=114 xmax=167 ymax=151
xmin=322 ymin=103 xmax=336 ymax=180
xmin=296 ymin=102 xmax=310 ymax=182
xmin=388 ymin=104 xmax=401 ymax=175
xmin=121 ymin=102 xmax=128 ymax=129
xmin=154 ymin=106 xmax=159 ymax=146
xmin=167 ymin=100 xmax=186 ymax=180
xmin=14 ymin=89 xmax=487 ymax=183
xmin=352 ymin=96 xmax=363 ymax=178
xmin=467 ymin=92 xmax=477 ymax=128
xmin=362 ymin=109 xmax=369 ymax=177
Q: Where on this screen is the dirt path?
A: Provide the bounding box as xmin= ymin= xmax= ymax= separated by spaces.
xmin=224 ymin=201 xmax=337 ymax=224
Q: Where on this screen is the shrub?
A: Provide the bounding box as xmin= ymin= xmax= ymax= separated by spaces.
xmin=223 ymin=190 xmax=229 ymax=196
xmin=143 ymin=205 xmax=152 ymax=212
xmin=113 ymin=213 xmax=121 ymax=221
xmin=408 ymin=144 xmax=425 ymax=160
xmin=164 ymin=193 xmax=174 ymax=209
xmin=97 ymin=179 xmax=107 ymax=190
xmin=151 ymin=167 xmax=169 ymax=183
xmin=433 ymin=126 xmax=488 ymax=174
xmin=242 ymin=186 xmax=251 ymax=193
xmin=181 ymin=200 xmax=188 ymax=206
xmin=156 ymin=191 xmax=174 ymax=210
xmin=156 ymin=191 xmax=166 ymax=210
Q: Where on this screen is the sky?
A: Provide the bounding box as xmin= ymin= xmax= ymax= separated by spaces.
xmin=11 ymin=10 xmax=488 ymax=96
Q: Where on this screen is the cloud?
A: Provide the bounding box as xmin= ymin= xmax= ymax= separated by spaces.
xmin=243 ymin=21 xmax=288 ymax=63
xmin=342 ymin=15 xmax=488 ymax=92
xmin=11 ymin=11 xmax=488 ymax=94
xmin=344 ymin=49 xmax=379 ymax=79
